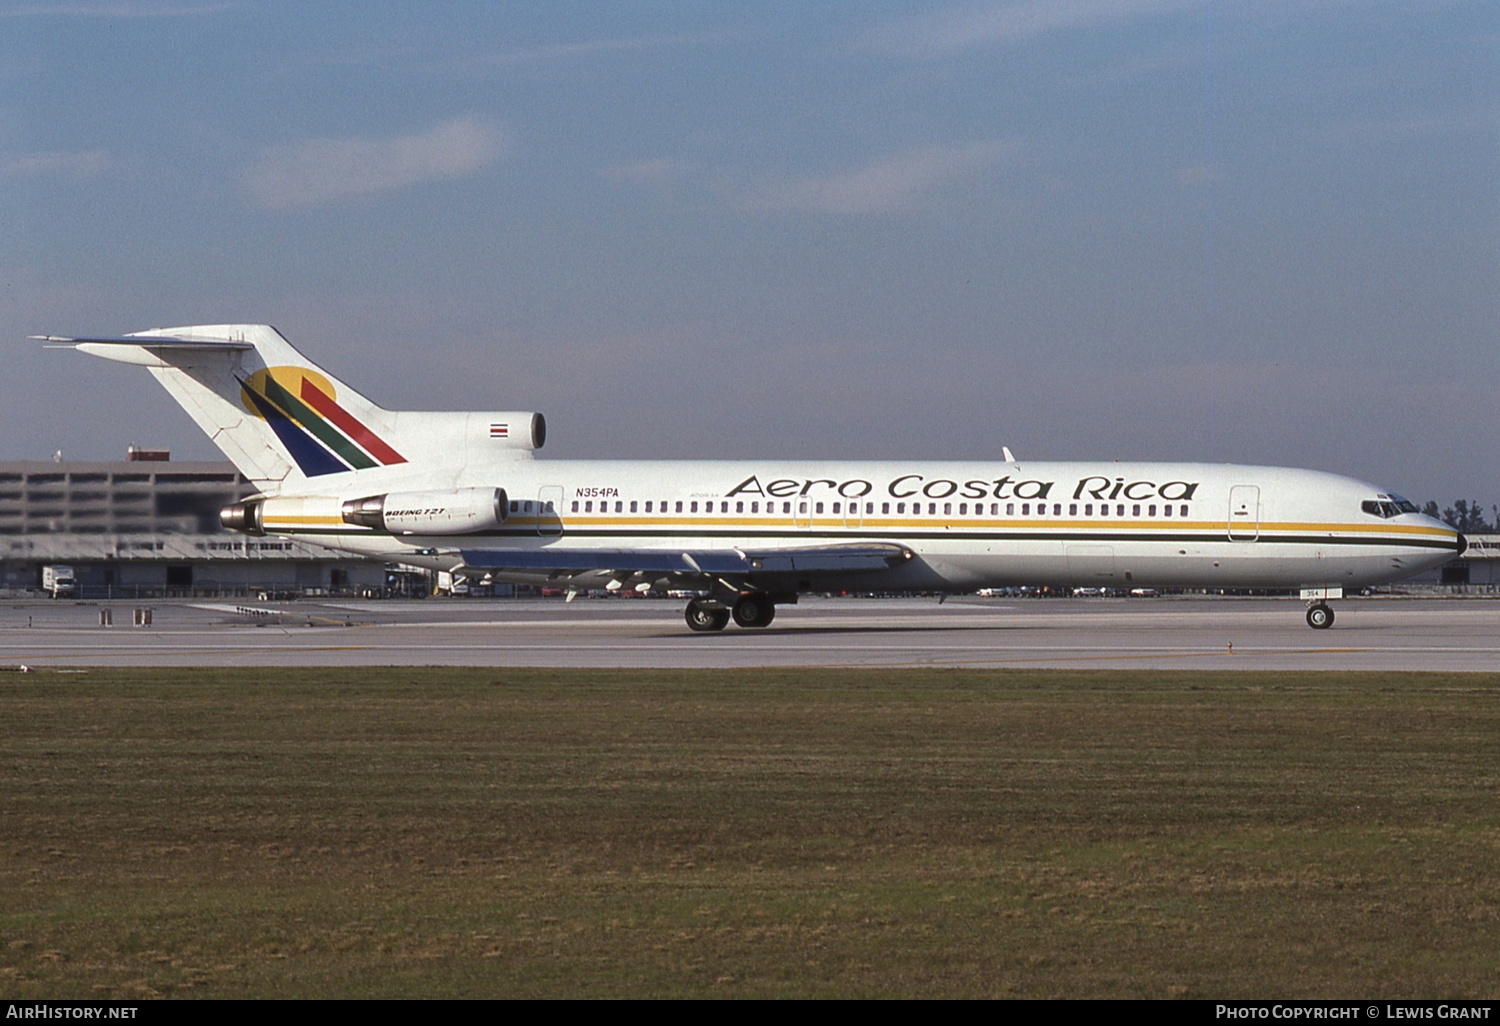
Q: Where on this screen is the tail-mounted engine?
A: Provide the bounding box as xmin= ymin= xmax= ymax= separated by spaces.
xmin=386 ymin=411 xmax=547 ymax=459
xmin=340 ymin=487 xmax=509 ymax=535
xmin=220 ymin=495 xmax=343 ymax=536
xmin=222 ymin=487 xmax=510 ymax=537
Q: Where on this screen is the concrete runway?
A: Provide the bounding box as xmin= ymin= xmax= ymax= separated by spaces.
xmin=1 ymin=595 xmax=1497 ymax=671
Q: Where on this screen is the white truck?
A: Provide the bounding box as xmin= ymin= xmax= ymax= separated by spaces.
xmin=436 ymin=570 xmax=471 ymax=597
xmin=42 ymin=564 xmax=77 ymax=598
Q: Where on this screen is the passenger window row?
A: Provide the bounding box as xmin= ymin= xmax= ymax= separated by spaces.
xmin=554 ymin=499 xmax=1193 ymax=518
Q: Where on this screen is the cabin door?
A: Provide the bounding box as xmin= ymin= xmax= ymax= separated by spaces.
xmin=1228 ymin=485 xmax=1260 ymax=541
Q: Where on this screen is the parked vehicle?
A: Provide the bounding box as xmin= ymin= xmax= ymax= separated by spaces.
xmin=42 ymin=564 xmax=76 ymax=598
xmin=436 ymin=570 xmax=471 ymax=597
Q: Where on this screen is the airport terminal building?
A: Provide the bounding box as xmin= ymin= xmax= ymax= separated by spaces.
xmin=0 ymin=451 xmax=387 ymax=598
xmin=1422 ymin=534 xmax=1500 ymax=588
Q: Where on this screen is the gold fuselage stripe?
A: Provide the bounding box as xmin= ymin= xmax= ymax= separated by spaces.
xmin=258 ymin=512 xmax=1455 ymax=541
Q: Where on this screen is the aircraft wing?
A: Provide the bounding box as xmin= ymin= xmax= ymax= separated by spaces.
xmin=457 ymin=543 xmax=912 ymax=577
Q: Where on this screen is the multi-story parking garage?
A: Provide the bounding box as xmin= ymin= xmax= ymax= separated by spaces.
xmin=0 ymin=453 xmax=388 ymax=598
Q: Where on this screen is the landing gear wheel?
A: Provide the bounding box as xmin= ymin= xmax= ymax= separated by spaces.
xmin=732 ymin=594 xmax=776 ymax=629
xmin=685 ymin=600 xmax=729 ymax=632
xmin=1306 ymin=603 xmax=1335 ymax=630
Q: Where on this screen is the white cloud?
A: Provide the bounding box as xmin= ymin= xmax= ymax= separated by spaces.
xmin=485 ymin=33 xmax=716 ymax=65
xmin=0 ymin=3 xmax=231 ymax=17
xmin=858 ymin=0 xmax=1197 ymax=56
xmin=1319 ymin=110 xmax=1497 ymax=143
xmin=599 ymin=158 xmax=696 ymax=185
xmin=744 ymin=142 xmax=1020 ymax=215
xmin=1 ymin=149 xmax=108 ymax=178
xmin=245 ymin=117 xmax=505 ymax=210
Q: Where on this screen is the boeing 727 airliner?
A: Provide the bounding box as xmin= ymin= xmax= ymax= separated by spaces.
xmin=32 ymin=324 xmax=1465 ymax=630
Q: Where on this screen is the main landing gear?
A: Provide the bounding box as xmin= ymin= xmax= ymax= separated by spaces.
xmin=1305 ymin=603 xmax=1335 ymax=629
xmin=685 ymin=600 xmax=729 ymax=632
xmin=731 ymin=593 xmax=776 ymax=628
xmin=685 ymin=594 xmax=777 ymax=632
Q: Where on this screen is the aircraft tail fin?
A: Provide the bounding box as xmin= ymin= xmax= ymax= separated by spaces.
xmin=35 ymin=324 xmax=544 ymax=493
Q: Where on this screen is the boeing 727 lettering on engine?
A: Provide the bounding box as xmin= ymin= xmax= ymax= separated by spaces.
xmin=31 ymin=324 xmax=1465 ymax=630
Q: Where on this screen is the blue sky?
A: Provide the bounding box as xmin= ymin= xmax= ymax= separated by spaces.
xmin=3 ymin=1 xmax=1495 ymax=507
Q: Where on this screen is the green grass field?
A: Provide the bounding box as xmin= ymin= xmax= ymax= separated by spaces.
xmin=2 ymin=668 xmax=1498 ymax=999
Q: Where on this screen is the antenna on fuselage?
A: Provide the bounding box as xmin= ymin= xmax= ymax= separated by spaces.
xmin=1002 ymin=447 xmax=1016 ymax=462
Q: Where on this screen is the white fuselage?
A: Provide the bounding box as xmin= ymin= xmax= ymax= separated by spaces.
xmin=255 ymin=458 xmax=1461 ymax=593
xmin=45 ymin=324 xmax=1463 ymax=626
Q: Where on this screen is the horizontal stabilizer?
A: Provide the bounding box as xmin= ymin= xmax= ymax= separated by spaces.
xmin=29 ymin=334 xmax=253 ymax=350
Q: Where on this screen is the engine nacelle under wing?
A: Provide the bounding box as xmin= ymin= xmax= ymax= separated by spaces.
xmin=341 ymin=487 xmax=509 ymax=535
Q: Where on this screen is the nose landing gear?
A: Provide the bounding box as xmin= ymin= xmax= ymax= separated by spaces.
xmin=1305 ymin=603 xmax=1335 ymax=629
xmin=1301 ymin=587 xmax=1341 ymax=630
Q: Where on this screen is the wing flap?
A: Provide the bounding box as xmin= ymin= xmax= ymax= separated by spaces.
xmin=744 ymin=544 xmax=910 ymax=572
xmin=458 ymin=543 xmax=911 ymax=577
xmin=458 ymin=548 xmax=748 ymax=574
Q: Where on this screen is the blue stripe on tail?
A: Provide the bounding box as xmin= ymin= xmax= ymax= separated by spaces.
xmin=240 ymin=382 xmax=350 ymax=477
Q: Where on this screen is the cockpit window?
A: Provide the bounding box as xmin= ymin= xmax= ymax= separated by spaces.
xmin=1362 ymin=493 xmax=1417 ymax=519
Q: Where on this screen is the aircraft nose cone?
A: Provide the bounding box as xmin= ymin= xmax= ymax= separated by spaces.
xmin=1455 ymin=533 xmax=1468 ymax=557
